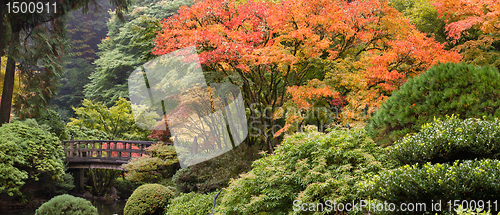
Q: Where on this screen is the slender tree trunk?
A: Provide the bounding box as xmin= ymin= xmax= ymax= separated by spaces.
xmin=0 ymin=0 xmax=5 ymax=56
xmin=0 ymin=30 xmax=19 ymax=126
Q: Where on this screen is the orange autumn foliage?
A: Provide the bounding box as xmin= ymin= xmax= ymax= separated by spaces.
xmin=434 ymin=0 xmax=500 ymax=67
xmin=153 ymin=0 xmax=460 ymax=137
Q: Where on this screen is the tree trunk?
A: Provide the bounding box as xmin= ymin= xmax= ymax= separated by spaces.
xmin=0 ymin=0 xmax=5 ymax=56
xmin=0 ymin=30 xmax=19 ymax=126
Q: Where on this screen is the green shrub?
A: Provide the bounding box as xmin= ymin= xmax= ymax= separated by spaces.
xmin=361 ymin=159 xmax=500 ymax=214
xmin=123 ymin=183 xmax=174 ymax=215
xmin=165 ymin=191 xmax=223 ymax=215
xmin=122 ymin=144 xmax=180 ymax=183
xmin=36 ymin=108 xmax=69 ymax=140
xmin=172 ymin=143 xmax=260 ymax=194
xmin=66 ymin=125 xmax=111 ymax=140
xmin=0 ymin=119 xmax=65 ymax=196
xmin=217 ymin=127 xmax=388 ymax=214
xmin=390 ymin=116 xmax=500 ymax=165
xmin=367 ymin=63 xmax=500 ymax=146
xmin=35 ymin=194 xmax=98 ymax=215
xmin=67 ymin=98 xmax=153 ymax=140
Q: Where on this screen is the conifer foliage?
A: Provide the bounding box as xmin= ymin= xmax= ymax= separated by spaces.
xmin=367 ymin=63 xmax=500 ymax=146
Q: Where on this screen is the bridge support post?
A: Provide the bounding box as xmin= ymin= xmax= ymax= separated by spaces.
xmin=74 ymin=168 xmax=85 ymax=192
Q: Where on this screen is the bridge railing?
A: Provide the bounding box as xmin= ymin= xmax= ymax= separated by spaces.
xmin=62 ymin=140 xmax=157 ymax=161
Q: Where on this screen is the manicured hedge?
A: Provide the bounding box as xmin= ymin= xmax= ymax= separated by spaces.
xmin=390 ymin=116 xmax=500 ymax=165
xmin=361 ymin=159 xmax=500 ymax=215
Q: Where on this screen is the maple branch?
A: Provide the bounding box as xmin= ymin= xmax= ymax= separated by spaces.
xmin=355 ymin=32 xmax=390 ymax=57
xmin=388 ymin=50 xmax=412 ymax=72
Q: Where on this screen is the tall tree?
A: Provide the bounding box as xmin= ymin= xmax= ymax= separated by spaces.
xmin=388 ymin=0 xmax=448 ymax=43
xmin=51 ymin=0 xmax=114 ymax=121
xmin=434 ymin=0 xmax=500 ymax=69
xmin=84 ymin=0 xmax=192 ymax=106
xmin=153 ymin=0 xmax=459 ymax=151
xmin=0 ymin=0 xmax=131 ymax=126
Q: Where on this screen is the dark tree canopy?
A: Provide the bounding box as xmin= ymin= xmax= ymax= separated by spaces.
xmin=0 ymin=0 xmax=132 ymax=126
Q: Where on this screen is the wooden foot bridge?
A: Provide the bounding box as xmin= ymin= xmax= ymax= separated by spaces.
xmin=61 ymin=140 xmax=163 ymax=170
xmin=62 ymin=140 xmax=169 ymax=191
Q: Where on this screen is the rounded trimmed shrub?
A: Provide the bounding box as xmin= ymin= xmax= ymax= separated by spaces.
xmin=123 ymin=183 xmax=174 ymax=215
xmin=367 ymin=62 xmax=500 ymax=146
xmin=35 ymin=194 xmax=98 ymax=215
xmin=361 ymin=159 xmax=500 ymax=215
xmin=390 ymin=116 xmax=500 ymax=165
xmin=165 ymin=191 xmax=223 ymax=215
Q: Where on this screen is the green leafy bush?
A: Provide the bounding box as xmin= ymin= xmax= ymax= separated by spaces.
xmin=34 ymin=194 xmax=98 ymax=215
xmin=361 ymin=159 xmax=500 ymax=215
xmin=36 ymin=108 xmax=69 ymax=140
xmin=367 ymin=63 xmax=500 ymax=146
xmin=390 ymin=116 xmax=500 ymax=165
xmin=172 ymin=143 xmax=260 ymax=194
xmin=0 ymin=119 xmax=65 ymax=196
xmin=165 ymin=191 xmax=223 ymax=215
xmin=217 ymin=127 xmax=388 ymax=214
xmin=67 ymin=98 xmax=154 ymax=140
xmin=122 ymin=144 xmax=180 ymax=183
xmin=66 ymin=125 xmax=110 ymax=140
xmin=123 ymin=183 xmax=174 ymax=215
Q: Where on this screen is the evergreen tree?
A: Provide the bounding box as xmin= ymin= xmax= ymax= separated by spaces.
xmin=51 ymin=0 xmax=114 ymax=121
xmin=84 ymin=0 xmax=193 ymax=106
xmin=367 ymin=63 xmax=500 ymax=146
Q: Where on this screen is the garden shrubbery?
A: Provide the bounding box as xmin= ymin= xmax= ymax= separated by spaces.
xmin=66 ymin=125 xmax=110 ymax=140
xmin=122 ymin=144 xmax=180 ymax=183
xmin=172 ymin=143 xmax=260 ymax=194
xmin=165 ymin=191 xmax=223 ymax=215
xmin=123 ymin=183 xmax=174 ymax=215
xmin=35 ymin=194 xmax=98 ymax=215
xmin=361 ymin=117 xmax=500 ymax=214
xmin=0 ymin=119 xmax=65 ymax=196
xmin=217 ymin=127 xmax=388 ymax=214
xmin=36 ymin=108 xmax=69 ymax=140
xmin=367 ymin=63 xmax=500 ymax=146
xmin=390 ymin=116 xmax=500 ymax=165
xmin=361 ymin=159 xmax=500 ymax=214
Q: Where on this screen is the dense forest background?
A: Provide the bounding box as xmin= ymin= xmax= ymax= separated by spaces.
xmin=51 ymin=0 xmax=192 ymax=121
